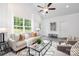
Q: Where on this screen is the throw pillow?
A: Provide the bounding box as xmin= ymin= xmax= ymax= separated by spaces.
xmin=31 ymin=32 xmax=37 ymax=37
xmin=19 ymin=34 xmax=25 ymax=41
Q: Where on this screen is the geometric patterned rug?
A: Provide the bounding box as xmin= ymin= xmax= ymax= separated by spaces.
xmin=4 ymin=41 xmax=68 ymax=56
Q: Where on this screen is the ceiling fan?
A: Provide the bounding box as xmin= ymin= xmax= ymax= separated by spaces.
xmin=37 ymin=3 xmax=56 ymax=14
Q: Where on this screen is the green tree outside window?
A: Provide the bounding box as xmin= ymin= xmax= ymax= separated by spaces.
xmin=14 ymin=16 xmax=31 ymax=33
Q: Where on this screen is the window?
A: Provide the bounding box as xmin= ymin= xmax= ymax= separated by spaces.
xmin=24 ymin=19 xmax=31 ymax=32
xmin=14 ymin=16 xmax=31 ymax=33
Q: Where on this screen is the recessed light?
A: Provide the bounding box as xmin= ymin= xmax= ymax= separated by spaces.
xmin=66 ymin=5 xmax=70 ymax=8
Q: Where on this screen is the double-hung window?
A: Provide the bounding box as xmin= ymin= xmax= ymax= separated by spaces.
xmin=24 ymin=19 xmax=31 ymax=32
xmin=14 ymin=16 xmax=31 ymax=33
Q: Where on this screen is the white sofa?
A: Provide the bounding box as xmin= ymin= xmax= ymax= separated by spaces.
xmin=8 ymin=34 xmax=40 ymax=52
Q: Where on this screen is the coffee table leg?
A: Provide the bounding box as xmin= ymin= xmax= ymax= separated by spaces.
xmin=29 ymin=48 xmax=30 ymax=55
xmin=28 ymin=47 xmax=30 ymax=56
xmin=39 ymin=52 xmax=40 ymax=56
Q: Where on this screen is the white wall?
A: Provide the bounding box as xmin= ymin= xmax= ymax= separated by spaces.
xmin=0 ymin=3 xmax=42 ymax=41
xmin=58 ymin=13 xmax=79 ymax=37
xmin=9 ymin=3 xmax=42 ymax=33
xmin=0 ymin=3 xmax=8 ymax=28
xmin=41 ymin=13 xmax=79 ymax=38
xmin=0 ymin=3 xmax=42 ymax=33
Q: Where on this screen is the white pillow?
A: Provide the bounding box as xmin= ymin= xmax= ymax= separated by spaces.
xmin=61 ymin=43 xmax=66 ymax=45
xmin=67 ymin=36 xmax=72 ymax=41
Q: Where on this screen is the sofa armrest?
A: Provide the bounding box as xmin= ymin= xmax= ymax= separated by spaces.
xmin=25 ymin=36 xmax=39 ymax=46
xmin=25 ymin=38 xmax=36 ymax=46
xmin=8 ymin=38 xmax=17 ymax=50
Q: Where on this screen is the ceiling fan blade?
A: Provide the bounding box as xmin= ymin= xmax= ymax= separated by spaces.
xmin=37 ymin=5 xmax=43 ymax=8
xmin=47 ymin=3 xmax=52 ymax=7
xmin=39 ymin=10 xmax=43 ymax=12
xmin=49 ymin=8 xmax=56 ymax=10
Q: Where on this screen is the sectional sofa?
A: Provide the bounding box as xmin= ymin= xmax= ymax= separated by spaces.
xmin=8 ymin=33 xmax=40 ymax=53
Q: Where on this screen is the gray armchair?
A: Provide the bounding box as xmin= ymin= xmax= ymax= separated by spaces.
xmin=57 ymin=40 xmax=77 ymax=55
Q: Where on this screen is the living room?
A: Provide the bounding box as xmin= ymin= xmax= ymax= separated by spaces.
xmin=0 ymin=3 xmax=79 ymax=56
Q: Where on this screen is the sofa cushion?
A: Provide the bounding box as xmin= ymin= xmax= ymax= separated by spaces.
xmin=10 ymin=34 xmax=19 ymax=41
xmin=24 ymin=33 xmax=30 ymax=39
xmin=16 ymin=40 xmax=26 ymax=47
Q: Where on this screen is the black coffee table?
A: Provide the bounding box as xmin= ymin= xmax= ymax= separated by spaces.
xmin=27 ymin=39 xmax=52 ymax=56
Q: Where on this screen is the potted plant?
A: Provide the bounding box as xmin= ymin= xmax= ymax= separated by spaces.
xmin=36 ymin=38 xmax=42 ymax=44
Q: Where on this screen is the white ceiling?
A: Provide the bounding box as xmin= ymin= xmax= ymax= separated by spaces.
xmin=33 ymin=3 xmax=79 ymax=19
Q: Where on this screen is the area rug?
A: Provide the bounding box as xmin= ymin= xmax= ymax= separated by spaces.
xmin=4 ymin=41 xmax=68 ymax=56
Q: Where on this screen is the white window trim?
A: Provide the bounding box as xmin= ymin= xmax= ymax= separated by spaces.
xmin=13 ymin=17 xmax=32 ymax=33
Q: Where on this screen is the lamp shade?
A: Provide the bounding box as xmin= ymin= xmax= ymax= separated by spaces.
xmin=36 ymin=28 xmax=40 ymax=31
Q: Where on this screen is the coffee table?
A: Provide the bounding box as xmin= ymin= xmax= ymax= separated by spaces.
xmin=27 ymin=39 xmax=52 ymax=56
